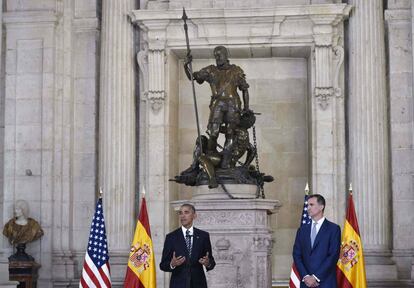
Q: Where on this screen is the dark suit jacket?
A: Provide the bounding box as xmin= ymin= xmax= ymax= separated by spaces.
xmin=160 ymin=227 xmax=216 ymax=288
xmin=292 ymin=219 xmax=341 ymax=288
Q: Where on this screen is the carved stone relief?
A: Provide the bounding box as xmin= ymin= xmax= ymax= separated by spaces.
xmin=333 ymin=44 xmax=344 ymax=98
xmin=196 ymin=211 xmax=255 ymax=226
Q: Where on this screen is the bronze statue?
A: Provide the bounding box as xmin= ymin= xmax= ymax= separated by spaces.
xmin=174 ymin=45 xmax=273 ymax=193
xmin=184 ymin=46 xmax=250 ymax=169
xmin=3 ymin=200 xmax=44 ymax=261
xmin=175 ymin=10 xmax=273 ymax=197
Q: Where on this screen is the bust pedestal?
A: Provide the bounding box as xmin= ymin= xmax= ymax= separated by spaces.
xmin=172 ymin=189 xmax=281 ymax=288
xmin=8 ymin=260 xmax=40 ymax=288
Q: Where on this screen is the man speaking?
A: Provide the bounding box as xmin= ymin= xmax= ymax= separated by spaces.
xmin=160 ymin=203 xmax=215 ymax=288
xmin=292 ymin=194 xmax=341 ymax=287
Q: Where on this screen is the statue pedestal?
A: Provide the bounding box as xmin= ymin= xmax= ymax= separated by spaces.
xmin=172 ymin=196 xmax=281 ymax=288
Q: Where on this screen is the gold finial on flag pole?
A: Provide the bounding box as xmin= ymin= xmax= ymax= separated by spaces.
xmin=99 ymin=187 xmax=103 ymax=197
xmin=304 ymin=182 xmax=309 ymax=195
xmin=349 ymin=183 xmax=353 ymax=195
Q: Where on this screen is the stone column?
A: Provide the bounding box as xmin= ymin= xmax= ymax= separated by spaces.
xmin=348 ymin=0 xmax=397 ymax=280
xmin=99 ymin=0 xmax=136 ymax=283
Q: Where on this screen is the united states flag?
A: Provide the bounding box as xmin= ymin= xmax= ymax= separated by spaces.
xmin=80 ymin=197 xmax=111 ymax=288
xmin=289 ymin=195 xmax=312 ymax=288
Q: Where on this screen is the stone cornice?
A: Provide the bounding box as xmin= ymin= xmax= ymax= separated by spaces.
xmin=131 ymin=4 xmax=351 ymax=50
xmin=130 ymin=4 xmax=352 ymax=23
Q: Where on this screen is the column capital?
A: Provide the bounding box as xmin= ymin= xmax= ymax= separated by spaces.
xmin=134 ymin=20 xmax=169 ymax=51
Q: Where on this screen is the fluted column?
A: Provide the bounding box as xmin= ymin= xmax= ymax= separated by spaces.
xmin=348 ymin=0 xmax=396 ymax=280
xmin=99 ymin=0 xmax=136 ymax=280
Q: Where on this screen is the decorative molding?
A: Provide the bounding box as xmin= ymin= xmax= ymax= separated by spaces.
xmin=252 ymin=235 xmax=273 ymax=251
xmin=313 ymin=44 xmax=334 ymax=110
xmin=147 ymin=49 xmax=166 ymax=113
xmin=130 ymin=5 xmax=352 ymax=49
xmin=314 ymin=87 xmax=334 ymax=110
xmin=256 ymin=255 xmax=267 ymax=288
xmin=214 ymin=238 xmax=234 ymax=261
xmin=333 ymin=44 xmax=344 ymax=98
xmin=255 ymin=211 xmax=266 ymax=226
xmin=137 ymin=43 xmax=149 ymax=98
xmin=130 ymin=5 xmax=352 ymax=23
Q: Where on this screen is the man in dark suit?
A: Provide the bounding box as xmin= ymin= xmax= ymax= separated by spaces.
xmin=160 ymin=203 xmax=215 ymax=288
xmin=292 ymin=194 xmax=341 ymax=287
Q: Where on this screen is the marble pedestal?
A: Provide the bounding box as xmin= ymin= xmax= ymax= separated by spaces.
xmin=172 ymin=192 xmax=280 ymax=288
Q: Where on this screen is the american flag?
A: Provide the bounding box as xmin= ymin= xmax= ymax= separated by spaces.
xmin=289 ymin=195 xmax=312 ymax=288
xmin=80 ymin=197 xmax=111 ymax=288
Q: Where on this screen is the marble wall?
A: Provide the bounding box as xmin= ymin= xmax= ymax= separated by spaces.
xmin=1 ymin=0 xmax=414 ymax=287
xmin=0 ymin=1 xmax=99 ymax=287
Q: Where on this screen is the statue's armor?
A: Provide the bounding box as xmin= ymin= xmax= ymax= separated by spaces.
xmin=194 ymin=64 xmax=249 ymax=137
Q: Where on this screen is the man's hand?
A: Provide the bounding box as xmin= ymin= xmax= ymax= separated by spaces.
xmin=170 ymin=251 xmax=186 ymax=268
xmin=198 ymin=252 xmax=210 ymax=267
xmin=303 ymin=275 xmax=319 ymax=287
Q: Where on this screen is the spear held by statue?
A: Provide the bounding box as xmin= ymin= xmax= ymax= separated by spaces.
xmin=182 ymin=8 xmax=203 ymax=154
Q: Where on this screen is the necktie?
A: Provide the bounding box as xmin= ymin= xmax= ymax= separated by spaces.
xmin=311 ymin=222 xmax=317 ymax=247
xmin=185 ymin=229 xmax=192 ymax=256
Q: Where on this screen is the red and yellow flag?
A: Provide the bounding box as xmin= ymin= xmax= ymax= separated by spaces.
xmin=124 ymin=197 xmax=156 ymax=288
xmin=336 ymin=191 xmax=367 ymax=288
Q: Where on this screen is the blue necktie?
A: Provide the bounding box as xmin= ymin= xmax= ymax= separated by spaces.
xmin=311 ymin=222 xmax=317 ymax=247
xmin=185 ymin=229 xmax=192 ymax=256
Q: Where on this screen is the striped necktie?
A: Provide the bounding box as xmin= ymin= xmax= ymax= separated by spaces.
xmin=185 ymin=229 xmax=192 ymax=256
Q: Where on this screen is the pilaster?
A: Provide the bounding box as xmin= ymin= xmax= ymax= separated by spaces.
xmin=385 ymin=3 xmax=414 ymax=282
xmin=310 ymin=15 xmax=346 ymax=223
xmin=135 ymin=17 xmax=172 ymax=287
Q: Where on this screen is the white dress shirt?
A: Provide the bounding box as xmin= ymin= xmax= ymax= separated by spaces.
xmin=311 ymin=217 xmax=325 ymax=235
xmin=182 ymin=226 xmax=194 ymax=238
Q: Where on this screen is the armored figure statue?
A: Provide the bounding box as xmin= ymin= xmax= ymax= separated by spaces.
xmin=184 ymin=46 xmax=250 ymax=169
xmin=174 ymin=46 xmax=273 ymax=193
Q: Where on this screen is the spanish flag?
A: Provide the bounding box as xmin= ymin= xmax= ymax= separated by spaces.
xmin=336 ymin=189 xmax=367 ymax=288
xmin=124 ymin=197 xmax=156 ymax=287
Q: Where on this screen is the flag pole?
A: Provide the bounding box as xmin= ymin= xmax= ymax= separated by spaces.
xmin=142 ymin=186 xmax=146 ymax=198
xmin=304 ymin=182 xmax=309 ymax=196
xmin=349 ymin=183 xmax=353 ymax=195
xmin=99 ymin=187 xmax=103 ymax=198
